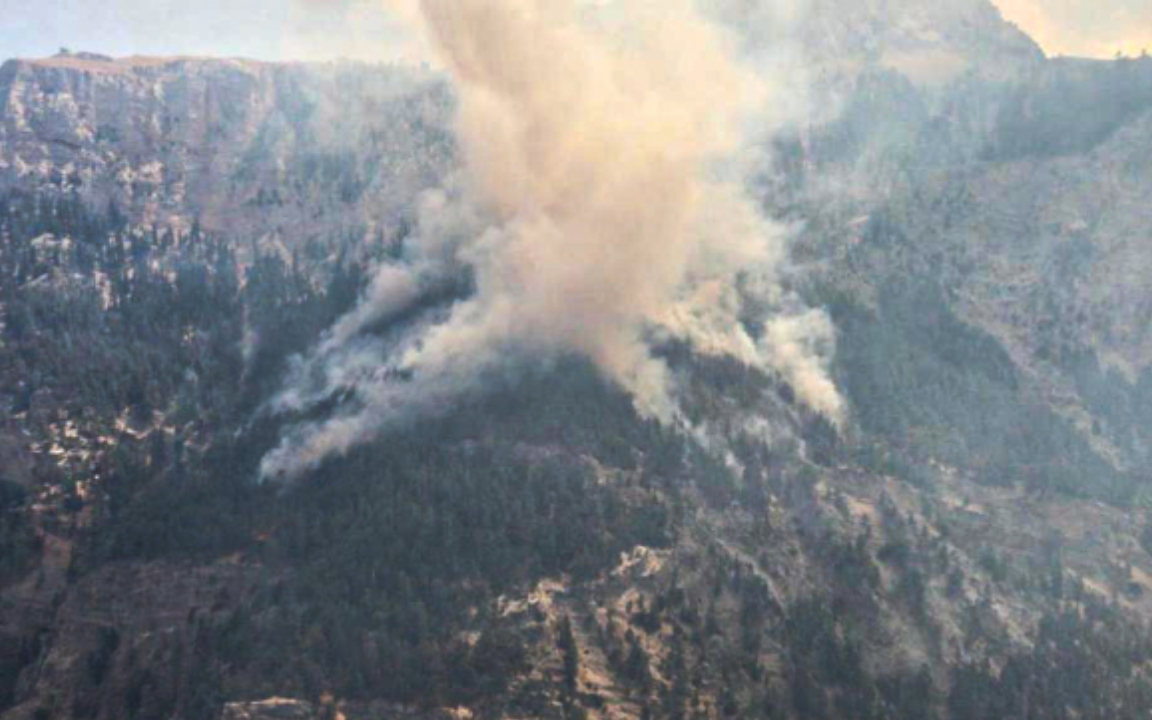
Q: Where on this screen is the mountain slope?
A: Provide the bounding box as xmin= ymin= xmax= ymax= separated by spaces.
xmin=0 ymin=54 xmax=452 ymax=248
xmin=2 ymin=3 xmax=1152 ymax=719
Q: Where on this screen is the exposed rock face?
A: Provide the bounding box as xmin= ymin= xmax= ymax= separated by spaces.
xmin=948 ymin=79 xmax=1152 ymax=373
xmin=221 ymin=698 xmax=317 ymax=720
xmin=0 ymin=0 xmax=1046 ymax=242
xmin=0 ymin=55 xmax=453 ymax=247
xmin=802 ymin=0 xmax=1045 ymax=85
xmin=0 ymin=0 xmax=1045 ymax=247
xmin=809 ymin=55 xmax=1152 ymax=476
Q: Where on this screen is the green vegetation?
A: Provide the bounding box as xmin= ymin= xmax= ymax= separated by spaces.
xmin=822 ymin=269 xmax=1130 ymax=502
xmin=4 ymin=186 xmax=1152 ymax=719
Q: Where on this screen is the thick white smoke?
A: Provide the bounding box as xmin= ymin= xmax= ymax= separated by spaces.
xmin=260 ymin=0 xmax=843 ymax=480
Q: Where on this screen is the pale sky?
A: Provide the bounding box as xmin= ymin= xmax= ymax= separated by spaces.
xmin=0 ymin=0 xmax=1148 ymax=62
xmin=994 ymin=0 xmax=1152 ymax=58
xmin=0 ymin=0 xmax=418 ymax=64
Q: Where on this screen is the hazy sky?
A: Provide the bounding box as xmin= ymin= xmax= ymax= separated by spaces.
xmin=996 ymin=0 xmax=1152 ymax=58
xmin=0 ymin=0 xmax=417 ymax=64
xmin=0 ymin=0 xmax=1148 ymax=62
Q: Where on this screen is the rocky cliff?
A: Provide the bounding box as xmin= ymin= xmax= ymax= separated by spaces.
xmin=0 ymin=54 xmax=452 ymax=248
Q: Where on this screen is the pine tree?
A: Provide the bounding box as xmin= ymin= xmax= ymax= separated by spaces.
xmin=558 ymin=614 xmax=579 ymax=696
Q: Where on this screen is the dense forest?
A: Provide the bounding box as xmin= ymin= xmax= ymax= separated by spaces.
xmin=3 ymin=188 xmax=1152 ymax=719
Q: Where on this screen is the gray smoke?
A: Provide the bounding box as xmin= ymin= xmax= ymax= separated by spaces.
xmin=260 ymin=0 xmax=844 ymax=480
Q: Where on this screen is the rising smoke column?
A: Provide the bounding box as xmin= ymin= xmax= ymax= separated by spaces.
xmin=260 ymin=0 xmax=843 ymax=480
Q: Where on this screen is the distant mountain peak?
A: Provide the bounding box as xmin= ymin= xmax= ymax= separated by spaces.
xmin=800 ymin=0 xmax=1045 ymax=84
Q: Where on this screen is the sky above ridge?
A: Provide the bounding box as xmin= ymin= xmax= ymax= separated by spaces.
xmin=0 ymin=0 xmax=419 ymax=64
xmin=995 ymin=0 xmax=1151 ymax=58
xmin=0 ymin=0 xmax=1148 ymax=63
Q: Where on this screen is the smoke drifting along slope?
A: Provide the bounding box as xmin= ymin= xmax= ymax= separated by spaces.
xmin=260 ymin=0 xmax=843 ymax=480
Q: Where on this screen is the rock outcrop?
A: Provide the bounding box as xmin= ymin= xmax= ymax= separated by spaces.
xmin=0 ymin=54 xmax=453 ymax=247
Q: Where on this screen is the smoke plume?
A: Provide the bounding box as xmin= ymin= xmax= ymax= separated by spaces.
xmin=260 ymin=0 xmax=843 ymax=480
